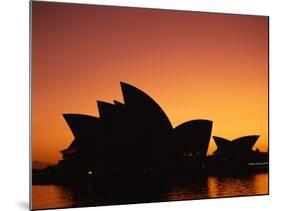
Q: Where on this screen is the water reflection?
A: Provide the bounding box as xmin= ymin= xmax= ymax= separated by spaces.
xmin=32 ymin=173 xmax=268 ymax=210
xmin=32 ymin=185 xmax=74 ymax=209
xmin=207 ymin=173 xmax=268 ymax=198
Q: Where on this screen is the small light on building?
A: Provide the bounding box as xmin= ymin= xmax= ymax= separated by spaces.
xmin=88 ymin=171 xmax=92 ymax=175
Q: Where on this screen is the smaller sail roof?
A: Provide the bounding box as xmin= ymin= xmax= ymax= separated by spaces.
xmin=172 ymin=119 xmax=213 ymax=156
xmin=213 ymin=135 xmax=259 ymax=154
xmin=63 ymin=114 xmax=100 ymax=138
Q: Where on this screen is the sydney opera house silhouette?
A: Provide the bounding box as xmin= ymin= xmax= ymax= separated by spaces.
xmin=32 ymin=82 xmax=268 ymax=186
xmin=207 ymin=135 xmax=268 ymax=174
xmin=213 ymin=135 xmax=260 ymax=156
xmin=56 ymin=82 xmax=213 ymax=183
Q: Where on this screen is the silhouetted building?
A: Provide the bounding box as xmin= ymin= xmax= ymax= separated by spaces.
xmin=206 ymin=135 xmax=268 ymax=174
xmin=56 ymin=82 xmax=213 ymax=182
xmin=33 ymin=82 xmax=268 ymax=185
xmin=213 ymin=135 xmax=259 ymax=156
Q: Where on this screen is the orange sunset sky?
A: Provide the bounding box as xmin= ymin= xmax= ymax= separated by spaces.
xmin=32 ymin=2 xmax=268 ymax=163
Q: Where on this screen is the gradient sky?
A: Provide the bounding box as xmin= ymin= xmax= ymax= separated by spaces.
xmin=32 ymin=2 xmax=268 ymax=163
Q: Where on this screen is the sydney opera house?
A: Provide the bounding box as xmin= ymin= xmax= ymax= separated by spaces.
xmin=32 ymin=82 xmax=268 ymax=185
xmin=55 ymin=82 xmax=213 ymax=183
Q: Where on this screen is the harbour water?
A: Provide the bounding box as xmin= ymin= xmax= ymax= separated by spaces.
xmin=32 ymin=172 xmax=268 ymax=210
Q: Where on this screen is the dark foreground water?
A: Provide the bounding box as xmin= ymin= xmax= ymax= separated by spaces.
xmin=32 ymin=173 xmax=268 ymax=210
